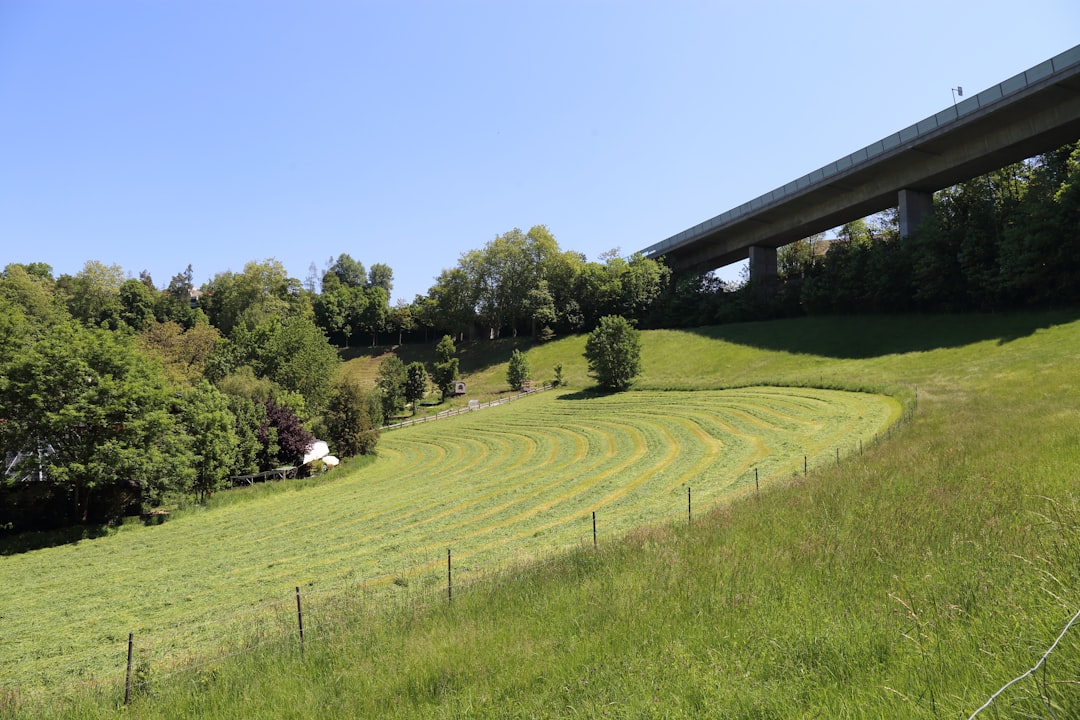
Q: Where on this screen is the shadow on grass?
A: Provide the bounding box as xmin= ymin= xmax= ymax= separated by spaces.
xmin=679 ymin=309 xmax=1080 ymax=359
xmin=0 ymin=523 xmax=111 ymax=556
xmin=341 ymin=336 xmax=543 ymax=375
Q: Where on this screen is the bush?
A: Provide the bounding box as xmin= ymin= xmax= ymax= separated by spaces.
xmin=507 ymin=349 xmax=530 ymax=391
xmin=584 ymin=315 xmax=642 ymax=391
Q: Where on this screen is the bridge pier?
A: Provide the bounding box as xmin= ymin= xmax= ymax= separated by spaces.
xmin=748 ymin=245 xmax=778 ymax=286
xmin=898 ymin=188 xmax=934 ymax=238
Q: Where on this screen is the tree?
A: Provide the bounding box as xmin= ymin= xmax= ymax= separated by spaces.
xmin=201 ymin=259 xmax=304 ymax=335
xmin=431 ymin=334 xmax=460 ymax=401
xmin=367 ymin=263 xmax=394 ymax=295
xmin=139 ymin=320 xmax=222 ymax=386
xmin=404 ymin=362 xmax=428 ymax=414
xmin=0 ymin=322 xmax=189 ymax=525
xmin=584 ymin=315 xmax=642 ymax=391
xmin=178 ymin=381 xmax=238 ymax=501
xmin=427 ymin=266 xmax=476 ymax=339
xmin=507 ymin=349 xmax=530 ymax=391
xmin=254 ymin=315 xmax=340 ymax=412
xmin=118 ymin=278 xmax=158 ymax=331
xmin=323 ymin=378 xmax=382 ymax=456
xmin=64 ymin=260 xmax=126 ymax=328
xmin=376 ymin=355 xmax=407 ymax=423
xmin=159 ymin=264 xmax=197 ymax=328
xmin=388 ymin=300 xmax=415 ymax=345
xmin=261 ymin=398 xmax=314 ymax=468
xmin=324 ymin=253 xmax=366 ymax=289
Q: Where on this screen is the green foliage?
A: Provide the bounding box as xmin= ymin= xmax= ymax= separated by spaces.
xmin=506 ymin=348 xmax=530 ymax=391
xmin=584 ymin=315 xmax=642 ymax=391
xmin=435 ymin=334 xmax=456 ymax=364
xmin=254 ymin=315 xmax=339 ymax=412
xmin=404 ymin=361 xmax=428 ymax=413
xmin=0 ymin=322 xmax=188 ymax=526
xmin=226 ymin=394 xmax=265 ymax=476
xmin=11 ymin=313 xmax=1080 ymax=719
xmin=323 ymin=378 xmax=382 ymax=457
xmin=201 ymin=259 xmax=305 ymax=336
xmin=139 ymin=320 xmax=222 ymax=386
xmin=118 ymin=277 xmax=158 ymax=331
xmin=177 ymin=381 xmax=239 ymax=501
xmin=375 ymin=355 xmax=407 ymax=423
xmin=64 ymin=260 xmax=126 ymax=328
xmin=0 ymin=263 xmax=67 ymax=333
xmin=431 ymin=334 xmax=460 ymax=400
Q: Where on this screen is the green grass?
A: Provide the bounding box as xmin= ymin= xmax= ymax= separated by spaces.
xmin=6 ymin=311 xmax=1080 ymax=718
xmin=0 ymin=385 xmax=894 ymax=701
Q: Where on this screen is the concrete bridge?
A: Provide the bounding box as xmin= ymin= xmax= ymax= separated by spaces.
xmin=641 ymin=44 xmax=1080 ymax=281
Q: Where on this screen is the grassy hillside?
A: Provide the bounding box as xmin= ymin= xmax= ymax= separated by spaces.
xmin=6 ymin=311 xmax=1080 ymax=718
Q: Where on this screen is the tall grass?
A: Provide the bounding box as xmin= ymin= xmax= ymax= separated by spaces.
xmin=7 ymin=311 xmax=1080 ymax=718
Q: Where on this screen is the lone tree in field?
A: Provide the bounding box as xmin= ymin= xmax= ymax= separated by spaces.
xmin=431 ymin=334 xmax=460 ymax=402
xmin=507 ymin=348 xmax=530 ymax=391
xmin=404 ymin=361 xmax=428 ymax=415
xmin=584 ymin=315 xmax=642 ymax=391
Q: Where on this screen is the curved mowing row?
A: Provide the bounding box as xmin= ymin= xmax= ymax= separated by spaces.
xmin=0 ymin=386 xmax=899 ymax=695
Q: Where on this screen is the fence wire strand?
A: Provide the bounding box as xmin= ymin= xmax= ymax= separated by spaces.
xmin=967 ymin=604 xmax=1080 ymax=719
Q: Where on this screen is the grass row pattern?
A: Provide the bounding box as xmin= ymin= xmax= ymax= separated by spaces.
xmin=0 ymin=386 xmax=897 ymax=697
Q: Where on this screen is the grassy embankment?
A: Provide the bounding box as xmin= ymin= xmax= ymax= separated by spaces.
xmin=6 ymin=312 xmax=1080 ymax=718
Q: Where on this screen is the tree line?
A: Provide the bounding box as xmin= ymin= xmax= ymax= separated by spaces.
xmin=648 ymin=142 xmax=1080 ymax=327
xmin=2 ymin=141 xmax=1076 ymax=533
xmin=0 ymin=238 xmax=668 ymax=532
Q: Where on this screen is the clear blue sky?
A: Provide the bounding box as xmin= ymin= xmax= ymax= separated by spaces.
xmin=2 ymin=1 xmax=1077 ymax=304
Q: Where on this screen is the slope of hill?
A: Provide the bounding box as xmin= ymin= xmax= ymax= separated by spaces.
xmin=5 ymin=311 xmax=1080 ymax=719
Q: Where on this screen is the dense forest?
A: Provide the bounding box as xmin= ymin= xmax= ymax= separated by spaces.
xmin=1 ymin=142 xmax=1077 ymax=533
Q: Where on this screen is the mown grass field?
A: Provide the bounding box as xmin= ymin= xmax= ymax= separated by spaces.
xmin=0 ymin=381 xmax=895 ymax=703
xmin=6 ymin=310 xmax=1080 ymax=719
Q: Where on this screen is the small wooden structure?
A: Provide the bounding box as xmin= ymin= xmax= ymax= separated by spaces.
xmin=229 ymin=466 xmax=297 ymax=486
xmin=453 ymin=381 xmax=467 ymax=396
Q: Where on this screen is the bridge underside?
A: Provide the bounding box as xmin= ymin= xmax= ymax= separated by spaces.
xmin=647 ymin=46 xmax=1080 ymax=280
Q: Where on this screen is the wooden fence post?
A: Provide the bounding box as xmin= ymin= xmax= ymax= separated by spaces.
xmin=295 ymin=586 xmax=305 ymax=659
xmin=447 ymin=548 xmax=452 ymax=602
xmin=123 ymin=632 xmax=133 ymax=706
xmin=592 ymin=511 xmax=597 ymax=549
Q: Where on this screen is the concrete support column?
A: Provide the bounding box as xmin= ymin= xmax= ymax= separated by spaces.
xmin=748 ymin=245 xmax=778 ymax=286
xmin=898 ymin=188 xmax=934 ymax=238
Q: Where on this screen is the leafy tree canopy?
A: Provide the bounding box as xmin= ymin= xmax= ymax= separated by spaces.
xmin=584 ymin=315 xmax=642 ymax=392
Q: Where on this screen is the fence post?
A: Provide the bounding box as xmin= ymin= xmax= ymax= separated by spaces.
xmin=592 ymin=511 xmax=597 ymax=549
xmin=447 ymin=548 xmax=452 ymax=602
xmin=123 ymin=632 xmax=133 ymax=706
xmin=804 ymin=456 xmax=808 ymax=476
xmin=295 ymin=586 xmax=305 ymax=659
xmin=836 ymin=447 xmax=840 ymax=467
xmin=755 ymin=468 xmax=759 ymax=496
xmin=687 ymin=486 xmax=691 ymax=526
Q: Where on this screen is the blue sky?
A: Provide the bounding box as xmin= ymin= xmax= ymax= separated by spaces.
xmin=1 ymin=1 xmax=1077 ymax=304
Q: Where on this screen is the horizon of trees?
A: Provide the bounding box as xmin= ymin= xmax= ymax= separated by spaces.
xmin=2 ymin=141 xmax=1078 ymax=533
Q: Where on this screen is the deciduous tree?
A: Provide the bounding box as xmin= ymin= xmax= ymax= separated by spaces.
xmin=584 ymin=315 xmax=642 ymax=392
xmin=404 ymin=362 xmax=428 ymax=414
xmin=507 ymin=349 xmax=530 ymax=391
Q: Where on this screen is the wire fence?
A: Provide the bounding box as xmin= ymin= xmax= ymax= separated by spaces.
xmin=22 ymin=388 xmax=1068 ymax=716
